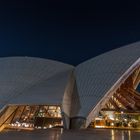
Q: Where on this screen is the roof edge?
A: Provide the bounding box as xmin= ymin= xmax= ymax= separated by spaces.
xmin=76 ymin=41 xmax=140 ymax=67
xmin=0 ymin=56 xmax=74 ymax=68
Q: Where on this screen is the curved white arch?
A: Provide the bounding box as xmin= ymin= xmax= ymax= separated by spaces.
xmin=86 ymin=58 xmax=140 ymax=127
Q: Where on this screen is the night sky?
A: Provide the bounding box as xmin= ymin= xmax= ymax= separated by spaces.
xmin=0 ymin=0 xmax=140 ymax=65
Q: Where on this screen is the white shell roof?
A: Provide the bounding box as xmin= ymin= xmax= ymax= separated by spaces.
xmin=74 ymin=42 xmax=140 ymax=118
xmin=0 ymin=57 xmax=74 ymax=109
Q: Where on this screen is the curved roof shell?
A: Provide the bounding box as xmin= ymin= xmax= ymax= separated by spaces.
xmin=74 ymin=42 xmax=140 ymax=126
xmin=0 ymin=57 xmax=74 ymax=110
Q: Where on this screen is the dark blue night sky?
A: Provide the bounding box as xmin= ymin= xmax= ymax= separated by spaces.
xmin=0 ymin=0 xmax=140 ymax=65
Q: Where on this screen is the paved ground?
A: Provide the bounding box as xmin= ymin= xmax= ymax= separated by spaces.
xmin=0 ymin=128 xmax=140 ymax=140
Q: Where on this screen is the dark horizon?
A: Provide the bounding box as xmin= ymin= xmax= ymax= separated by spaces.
xmin=0 ymin=1 xmax=140 ymax=65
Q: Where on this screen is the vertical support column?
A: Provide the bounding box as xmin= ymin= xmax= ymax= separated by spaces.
xmin=61 ymin=111 xmax=70 ymax=129
xmin=70 ymin=117 xmax=86 ymax=129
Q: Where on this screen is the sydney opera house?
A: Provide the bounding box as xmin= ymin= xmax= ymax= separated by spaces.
xmin=0 ymin=42 xmax=140 ymax=131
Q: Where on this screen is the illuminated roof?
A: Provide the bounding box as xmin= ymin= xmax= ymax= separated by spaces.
xmin=0 ymin=57 xmax=74 ymax=109
xmin=74 ymin=42 xmax=140 ymax=126
xmin=0 ymin=42 xmax=140 ymax=129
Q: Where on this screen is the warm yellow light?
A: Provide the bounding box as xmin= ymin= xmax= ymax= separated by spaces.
xmin=95 ymin=126 xmax=105 ymax=128
xmin=111 ymin=123 xmax=114 ymax=126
